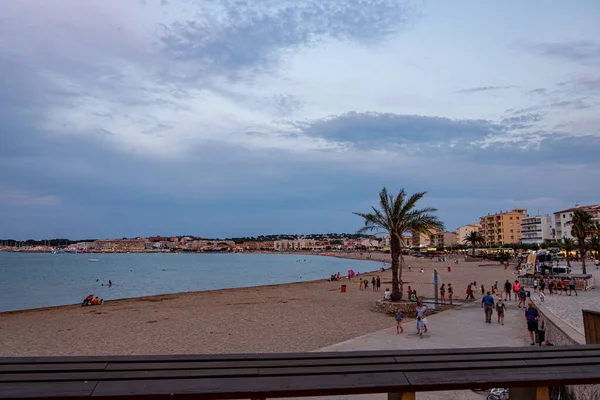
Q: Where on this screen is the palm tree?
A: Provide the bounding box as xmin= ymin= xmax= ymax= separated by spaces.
xmin=354 ymin=187 xmax=444 ymax=301
xmin=567 ymin=210 xmax=594 ymax=274
xmin=559 ymin=237 xmax=575 ymax=269
xmin=589 ymin=222 xmax=600 ymax=266
xmin=463 ymin=231 xmax=485 ymax=257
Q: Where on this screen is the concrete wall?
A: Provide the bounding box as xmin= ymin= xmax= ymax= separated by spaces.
xmin=535 ymin=301 xmax=599 ymax=400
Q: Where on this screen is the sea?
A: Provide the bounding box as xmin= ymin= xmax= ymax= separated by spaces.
xmin=0 ymin=252 xmax=377 ymax=312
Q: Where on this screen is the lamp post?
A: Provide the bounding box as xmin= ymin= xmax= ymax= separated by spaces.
xmin=434 ymin=269 xmax=439 ymax=304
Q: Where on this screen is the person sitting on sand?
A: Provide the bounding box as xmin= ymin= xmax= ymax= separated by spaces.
xmin=384 ymin=288 xmax=391 ymax=300
xmin=409 ymin=290 xmax=418 ymax=302
xmin=82 ymin=294 xmax=94 ymax=307
xmin=91 ymin=296 xmax=102 ymax=305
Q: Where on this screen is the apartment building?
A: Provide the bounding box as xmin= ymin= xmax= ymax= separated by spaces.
xmin=410 ymin=229 xmax=437 ymax=248
xmin=554 ymin=204 xmax=600 ymax=240
xmin=431 ymin=231 xmax=458 ymax=248
xmin=456 ymin=223 xmax=481 ymax=245
xmin=479 ymin=209 xmax=528 ymax=246
xmin=520 ymin=214 xmax=553 ymax=244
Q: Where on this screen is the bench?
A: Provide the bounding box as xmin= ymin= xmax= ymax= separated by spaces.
xmin=2 ymin=345 xmax=600 ymax=399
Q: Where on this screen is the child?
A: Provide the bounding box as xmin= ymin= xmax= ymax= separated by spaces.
xmin=496 ymin=298 xmax=506 ymax=325
xmin=416 ymin=316 xmax=425 ymax=338
xmin=395 ymin=308 xmax=404 ymax=334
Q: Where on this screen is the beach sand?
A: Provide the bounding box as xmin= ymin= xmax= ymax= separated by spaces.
xmin=0 ymin=252 xmax=521 ymax=356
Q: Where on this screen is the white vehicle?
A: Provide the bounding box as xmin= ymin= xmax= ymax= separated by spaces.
xmin=540 ymin=264 xmax=571 ymax=275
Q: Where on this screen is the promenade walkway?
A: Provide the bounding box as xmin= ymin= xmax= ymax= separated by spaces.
xmin=529 ymin=262 xmax=600 ymax=338
xmin=305 ymin=299 xmax=532 ymax=400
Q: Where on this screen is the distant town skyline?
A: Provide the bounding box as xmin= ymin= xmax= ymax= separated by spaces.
xmin=1 ymin=1 xmax=599 ymax=240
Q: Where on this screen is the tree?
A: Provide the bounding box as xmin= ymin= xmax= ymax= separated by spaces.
xmin=589 ymin=222 xmax=600 ymax=265
xmin=559 ymin=237 xmax=575 ymax=269
xmin=354 ymin=187 xmax=444 ymax=301
xmin=567 ymin=210 xmax=594 ymax=274
xmin=463 ymin=231 xmax=485 ymax=257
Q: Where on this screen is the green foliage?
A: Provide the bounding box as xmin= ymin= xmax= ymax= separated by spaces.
xmin=354 ymin=187 xmax=444 ymax=301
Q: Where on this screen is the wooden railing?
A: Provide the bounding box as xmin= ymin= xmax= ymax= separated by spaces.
xmin=2 ymin=345 xmax=600 ymax=400
xmin=583 ymin=309 xmax=600 ymax=344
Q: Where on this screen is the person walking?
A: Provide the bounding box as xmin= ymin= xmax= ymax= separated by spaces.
xmin=525 ymin=301 xmax=540 ymax=345
xmin=533 ymin=278 xmax=539 ymax=293
xmin=416 ymin=302 xmax=428 ymax=333
xmin=371 ymin=277 xmax=376 ymax=291
xmin=448 ymin=283 xmax=454 ymax=305
xmin=440 ymin=283 xmax=446 ymax=304
xmin=395 ymin=308 xmax=404 ymax=334
xmin=513 ymin=280 xmax=520 ymax=301
xmin=376 ymin=275 xmax=381 ymax=292
xmin=504 ymin=280 xmax=512 ymax=301
xmin=518 ymin=287 xmax=527 ymax=308
xmin=496 ymin=298 xmax=506 ymax=325
xmin=568 ymin=277 xmax=578 ymax=296
xmin=359 ymin=278 xmax=364 ymax=291
xmin=481 ymin=291 xmax=495 ymax=323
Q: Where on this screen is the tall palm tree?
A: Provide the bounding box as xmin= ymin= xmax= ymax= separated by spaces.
xmin=567 ymin=210 xmax=594 ymax=274
xmin=559 ymin=237 xmax=575 ymax=269
xmin=589 ymin=222 xmax=600 ymax=266
xmin=354 ymin=187 xmax=444 ymax=301
xmin=463 ymin=231 xmax=485 ymax=257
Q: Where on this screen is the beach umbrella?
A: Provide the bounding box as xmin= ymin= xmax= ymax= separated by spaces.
xmin=348 ymin=269 xmax=355 ymax=277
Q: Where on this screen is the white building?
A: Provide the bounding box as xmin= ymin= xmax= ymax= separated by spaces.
xmin=554 ymin=204 xmax=600 ymax=240
xmin=456 ymin=223 xmax=481 ymax=245
xmin=520 ymin=215 xmax=553 ymax=244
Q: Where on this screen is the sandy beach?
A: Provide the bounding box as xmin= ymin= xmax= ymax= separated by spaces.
xmin=0 ymin=252 xmax=521 ymax=356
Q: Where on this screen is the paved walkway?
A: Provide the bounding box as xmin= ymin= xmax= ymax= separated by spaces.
xmin=528 ymin=262 xmax=600 ymax=336
xmin=298 ymin=299 xmax=532 ymax=400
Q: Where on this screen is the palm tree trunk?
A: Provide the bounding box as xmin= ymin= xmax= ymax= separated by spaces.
xmin=566 ymin=254 xmax=571 ymax=268
xmin=580 ymin=239 xmax=587 ymax=275
xmin=472 ymin=243 xmax=475 ymax=257
xmin=390 ymin=235 xmax=401 ymax=301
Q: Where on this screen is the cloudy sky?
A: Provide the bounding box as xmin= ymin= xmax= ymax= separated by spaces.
xmin=1 ymin=0 xmax=599 ymax=240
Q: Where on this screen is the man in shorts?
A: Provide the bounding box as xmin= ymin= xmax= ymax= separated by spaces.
xmin=395 ymin=308 xmax=404 ymax=334
xmin=569 ymin=277 xmax=578 ymax=296
xmin=525 ymin=301 xmax=540 ymax=345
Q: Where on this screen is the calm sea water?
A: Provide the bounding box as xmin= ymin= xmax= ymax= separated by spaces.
xmin=0 ymin=252 xmax=376 ymax=312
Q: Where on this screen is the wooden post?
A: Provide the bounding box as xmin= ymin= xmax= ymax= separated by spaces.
xmin=583 ymin=309 xmax=600 ymax=344
xmin=388 ymin=393 xmax=415 ymax=400
xmin=536 ymin=386 xmax=549 ymax=399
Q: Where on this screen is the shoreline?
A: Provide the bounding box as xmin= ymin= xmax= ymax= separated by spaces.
xmin=0 ymin=251 xmax=523 ymax=356
xmin=0 ymin=251 xmax=387 ymax=316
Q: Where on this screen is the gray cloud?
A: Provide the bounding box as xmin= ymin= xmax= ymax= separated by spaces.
xmin=530 ymin=41 xmax=600 ymax=62
xmin=528 ymin=88 xmax=546 ymax=95
xmin=457 ymin=85 xmax=518 ymax=93
xmin=550 ymin=98 xmax=592 ymax=110
xmin=500 ymin=113 xmax=544 ymax=130
xmin=296 ymin=112 xmax=504 ymax=148
xmin=158 ymin=0 xmax=416 ymax=79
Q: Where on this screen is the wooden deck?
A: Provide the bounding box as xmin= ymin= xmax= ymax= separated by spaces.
xmin=2 ymin=345 xmax=600 ymax=399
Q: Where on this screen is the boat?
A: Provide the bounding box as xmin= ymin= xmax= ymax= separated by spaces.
xmin=88 ymin=259 xmax=100 ymax=262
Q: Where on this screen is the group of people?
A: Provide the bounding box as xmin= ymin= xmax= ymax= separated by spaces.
xmin=359 ymin=276 xmax=381 ymax=291
xmin=439 ymin=283 xmax=454 ymax=304
xmin=82 ymin=294 xmax=103 ymax=306
xmin=328 ymin=272 xmax=342 ymax=281
xmin=532 ymin=277 xmax=578 ymax=297
xmin=481 ymin=291 xmax=541 ymax=345
xmin=395 ymin=301 xmax=429 ymax=338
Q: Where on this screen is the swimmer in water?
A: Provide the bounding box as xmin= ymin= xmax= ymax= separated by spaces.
xmin=108 ymin=280 xmax=112 ymax=287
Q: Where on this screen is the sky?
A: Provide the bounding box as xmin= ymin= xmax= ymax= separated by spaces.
xmin=1 ymin=0 xmax=599 ymax=240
